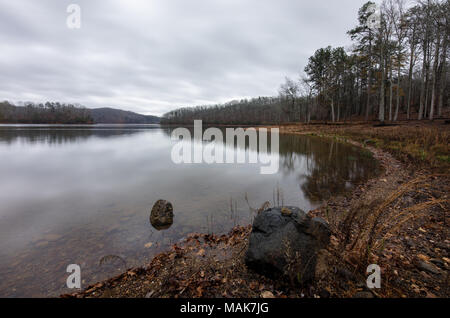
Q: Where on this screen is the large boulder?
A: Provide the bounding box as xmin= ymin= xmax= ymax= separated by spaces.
xmin=245 ymin=206 xmax=330 ymax=284
xmin=150 ymin=200 xmax=174 ymax=230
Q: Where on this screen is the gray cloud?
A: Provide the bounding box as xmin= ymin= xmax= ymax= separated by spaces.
xmin=0 ymin=0 xmax=366 ymax=115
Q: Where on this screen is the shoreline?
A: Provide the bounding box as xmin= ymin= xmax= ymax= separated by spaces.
xmin=64 ymin=122 xmax=449 ymax=298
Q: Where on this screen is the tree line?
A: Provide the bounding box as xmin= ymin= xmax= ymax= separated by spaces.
xmin=0 ymin=101 xmax=93 ymax=124
xmin=161 ymin=97 xmax=298 ymax=125
xmin=162 ymin=0 xmax=449 ymax=124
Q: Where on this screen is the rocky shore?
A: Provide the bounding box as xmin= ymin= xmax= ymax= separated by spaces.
xmin=63 ymin=122 xmax=449 ymax=298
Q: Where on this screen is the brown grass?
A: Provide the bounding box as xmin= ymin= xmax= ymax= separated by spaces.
xmin=326 ymin=172 xmax=449 ymax=270
xmin=325 ymin=125 xmax=449 ymax=170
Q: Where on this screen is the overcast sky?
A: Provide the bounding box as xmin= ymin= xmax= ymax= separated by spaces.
xmin=0 ymin=0 xmax=369 ymax=116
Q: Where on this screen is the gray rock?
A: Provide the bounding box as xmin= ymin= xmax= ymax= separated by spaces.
xmin=430 ymin=258 xmax=445 ymax=268
xmin=337 ymin=268 xmax=357 ymax=281
xmin=405 ymin=239 xmax=416 ymax=249
xmin=353 ymin=291 xmax=374 ymax=298
xmin=417 ymin=261 xmax=440 ymax=275
xmin=434 ymin=242 xmax=449 ymax=251
xmin=245 ymin=206 xmax=330 ymax=284
xmin=319 ymin=289 xmax=331 ymax=298
xmin=150 ymin=200 xmax=174 ymax=230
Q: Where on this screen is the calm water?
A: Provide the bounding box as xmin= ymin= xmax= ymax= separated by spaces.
xmin=0 ymin=124 xmax=380 ymax=297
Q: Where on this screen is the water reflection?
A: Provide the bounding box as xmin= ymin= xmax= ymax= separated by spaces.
xmin=0 ymin=124 xmax=158 ymax=145
xmin=0 ymin=125 xmax=379 ymax=297
xmin=279 ymin=135 xmax=378 ymax=202
xmin=162 ymin=127 xmax=379 ymax=202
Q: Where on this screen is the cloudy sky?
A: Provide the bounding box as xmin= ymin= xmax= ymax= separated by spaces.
xmin=0 ymin=0 xmax=368 ymax=116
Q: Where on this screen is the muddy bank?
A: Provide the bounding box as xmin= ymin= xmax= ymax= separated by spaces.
xmin=64 ymin=123 xmax=449 ymax=298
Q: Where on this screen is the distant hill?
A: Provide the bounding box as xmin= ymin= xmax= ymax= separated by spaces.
xmin=90 ymin=107 xmax=160 ymax=124
xmin=0 ymin=102 xmax=160 ymax=124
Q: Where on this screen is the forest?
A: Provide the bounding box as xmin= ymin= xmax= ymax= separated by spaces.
xmin=0 ymin=102 xmax=160 ymax=124
xmin=0 ymin=101 xmax=93 ymax=124
xmin=161 ymin=0 xmax=449 ymax=125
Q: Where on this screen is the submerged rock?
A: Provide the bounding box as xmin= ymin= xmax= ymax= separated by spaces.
xmin=150 ymin=200 xmax=174 ymax=230
xmin=245 ymin=206 xmax=330 ymax=284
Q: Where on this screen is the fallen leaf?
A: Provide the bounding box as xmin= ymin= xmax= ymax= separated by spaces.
xmin=417 ymin=254 xmax=430 ymax=262
xmin=196 ymin=249 xmax=205 ymax=257
xmin=144 ymin=242 xmax=153 ymax=248
xmin=261 ymin=291 xmax=275 ymax=298
xmin=249 ymin=281 xmax=258 ymax=290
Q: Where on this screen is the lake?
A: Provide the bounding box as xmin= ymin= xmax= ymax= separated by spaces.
xmin=0 ymin=124 xmax=380 ymax=297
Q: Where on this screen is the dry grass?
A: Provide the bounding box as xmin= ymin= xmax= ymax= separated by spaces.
xmin=327 ymin=173 xmax=449 ymax=269
xmin=327 ymin=125 xmax=450 ymax=169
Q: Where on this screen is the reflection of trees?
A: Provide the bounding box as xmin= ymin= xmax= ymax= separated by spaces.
xmin=0 ymin=127 xmax=155 ymax=145
xmin=3 ymin=126 xmax=381 ymax=203
xmin=163 ymin=127 xmax=277 ymax=153
xmin=165 ymin=127 xmax=380 ymax=202
xmin=278 ymin=135 xmax=380 ymax=202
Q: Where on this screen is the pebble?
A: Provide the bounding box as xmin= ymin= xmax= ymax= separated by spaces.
xmin=261 ymin=291 xmax=275 ymax=298
xmin=430 ymin=258 xmax=444 ymax=268
xmin=417 ymin=261 xmax=440 ymax=275
xmin=319 ymin=289 xmax=330 ymax=298
xmin=353 ymin=291 xmax=374 ymax=298
xmin=43 ymin=234 xmax=62 ymax=241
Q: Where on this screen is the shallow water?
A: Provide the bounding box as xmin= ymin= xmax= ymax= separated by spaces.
xmin=0 ymin=124 xmax=380 ymax=297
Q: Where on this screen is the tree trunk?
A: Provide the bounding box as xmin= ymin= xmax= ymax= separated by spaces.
xmin=331 ymin=98 xmax=335 ymax=122
xmin=389 ymin=60 xmax=393 ymax=121
xmin=379 ymin=42 xmax=386 ymax=123
xmin=437 ymin=26 xmax=448 ymax=117
xmin=430 ymin=33 xmax=440 ymax=121
xmin=365 ymin=74 xmax=371 ymax=121
xmin=424 ymin=58 xmax=430 ymax=118
xmin=418 ymin=42 xmax=427 ymax=120
xmin=337 ymin=103 xmax=340 ymax=122
xmin=437 ymin=62 xmax=447 ymax=117
xmin=407 ymin=45 xmax=414 ymax=120
xmin=394 ymin=55 xmax=401 ymax=121
xmin=365 ymin=35 xmax=373 ymax=122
